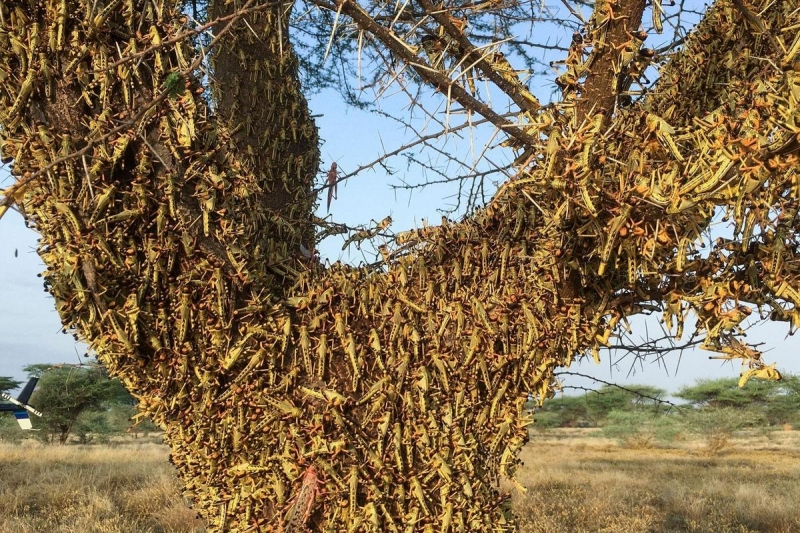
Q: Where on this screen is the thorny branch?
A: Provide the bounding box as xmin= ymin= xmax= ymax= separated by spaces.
xmin=311 ymin=112 xmax=516 ymax=199
xmin=553 ymin=371 xmax=686 ymax=410
xmin=416 ymin=0 xmax=541 ymax=113
xmin=324 ymin=0 xmax=541 ymax=147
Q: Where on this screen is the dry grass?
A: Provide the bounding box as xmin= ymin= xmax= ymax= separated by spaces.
xmin=514 ymin=429 xmax=800 ymax=533
xmin=1 ymin=431 xmax=799 ymax=532
xmin=0 ymin=438 xmax=204 ymax=533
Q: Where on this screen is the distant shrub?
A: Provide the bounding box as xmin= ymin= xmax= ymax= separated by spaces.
xmin=677 ymin=375 xmax=800 ymax=427
xmin=0 ymin=416 xmax=25 ymax=443
xmin=601 ymin=410 xmax=682 ymax=448
xmin=679 ymin=407 xmax=765 ymax=455
xmin=531 ymin=409 xmax=564 ymax=429
xmin=535 ymin=385 xmax=668 ymax=428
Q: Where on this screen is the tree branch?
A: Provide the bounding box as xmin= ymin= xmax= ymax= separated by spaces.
xmin=330 ymin=0 xmax=541 ymax=147
xmin=577 ymin=0 xmax=647 ymax=122
xmin=416 ymin=0 xmax=541 ymax=113
xmin=554 ymin=371 xmax=686 ymax=410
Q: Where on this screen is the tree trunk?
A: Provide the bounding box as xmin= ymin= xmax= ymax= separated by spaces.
xmin=0 ymin=0 xmax=320 ymax=526
xmin=59 ymin=424 xmax=70 ymax=445
xmin=208 ymin=0 xmax=319 ymax=280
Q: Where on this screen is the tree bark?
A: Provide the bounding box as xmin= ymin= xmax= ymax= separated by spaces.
xmin=209 ymin=0 xmax=320 ymax=275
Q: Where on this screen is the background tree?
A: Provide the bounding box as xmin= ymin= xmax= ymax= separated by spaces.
xmin=25 ymin=365 xmax=119 ymax=444
xmin=1 ymin=0 xmax=800 ymax=531
xmin=764 ymin=375 xmax=800 ymax=426
xmin=0 ymin=375 xmax=25 ymax=443
xmin=600 ymin=409 xmax=684 ymax=449
xmin=69 ymin=372 xmax=159 ymax=442
xmin=678 ymin=375 xmax=800 ymax=426
xmin=535 ymin=384 xmax=667 ymax=427
xmin=676 ymin=377 xmax=773 ymax=409
xmin=0 ymin=376 xmax=22 ymax=395
xmin=679 ymin=407 xmax=764 ymax=454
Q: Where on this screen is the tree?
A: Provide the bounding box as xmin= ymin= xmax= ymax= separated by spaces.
xmin=0 ymin=376 xmax=26 ymax=442
xmin=23 ymin=364 xmax=153 ymax=442
xmin=24 ymin=364 xmax=119 ymax=444
xmin=581 ymin=385 xmax=667 ymax=418
xmin=679 ymin=406 xmax=765 ymax=454
xmin=0 ymin=376 xmax=22 ymax=395
xmin=764 ymin=374 xmax=800 ymax=426
xmin=533 ymin=395 xmax=593 ymax=428
xmin=601 ymin=409 xmax=683 ymax=448
xmin=1 ymin=0 xmax=799 ymax=531
xmin=677 ymin=375 xmax=800 ymax=425
xmin=676 ymin=377 xmax=772 ymax=409
xmin=536 ymin=384 xmax=667 ymax=427
xmin=71 ymin=373 xmax=159 ymax=441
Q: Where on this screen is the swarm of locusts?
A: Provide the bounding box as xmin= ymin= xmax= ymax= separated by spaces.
xmin=1 ymin=0 xmax=800 ymax=530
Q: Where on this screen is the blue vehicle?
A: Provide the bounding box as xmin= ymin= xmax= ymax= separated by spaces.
xmin=0 ymin=378 xmax=42 ymax=430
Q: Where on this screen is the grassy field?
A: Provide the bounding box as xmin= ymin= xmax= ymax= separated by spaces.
xmin=0 ymin=437 xmax=204 ymax=533
xmin=515 ymin=429 xmax=800 ymax=533
xmin=1 ymin=430 xmax=799 ymax=532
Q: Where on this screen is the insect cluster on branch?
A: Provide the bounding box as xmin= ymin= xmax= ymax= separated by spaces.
xmin=0 ymin=0 xmax=798 ymax=531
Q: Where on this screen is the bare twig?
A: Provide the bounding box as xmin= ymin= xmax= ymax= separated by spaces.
xmin=324 ymin=0 xmax=540 ymax=147
xmin=311 ymin=112 xmax=515 ymax=196
xmin=554 ymin=371 xmax=686 ymax=410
